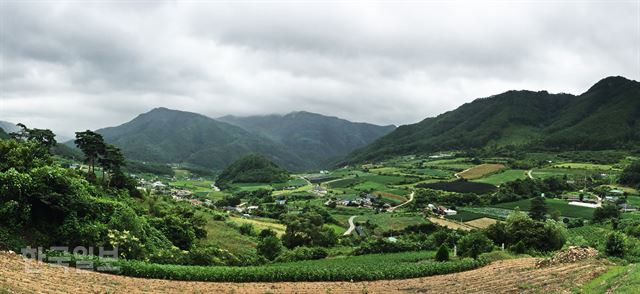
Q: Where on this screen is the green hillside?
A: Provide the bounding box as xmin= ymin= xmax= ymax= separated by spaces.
xmin=219 ymin=111 xmax=395 ymax=168
xmin=0 ymin=128 xmax=8 ymax=139
xmin=216 ymin=154 xmax=289 ymax=189
xmin=346 ymin=76 xmax=640 ymax=163
xmin=95 ymin=107 xmax=306 ymax=171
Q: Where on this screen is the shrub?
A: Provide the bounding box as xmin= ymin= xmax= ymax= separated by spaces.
xmin=274 ymin=247 xmax=328 ymax=263
xmin=593 ymin=205 xmax=621 ymax=223
xmin=238 ymin=223 xmax=254 ymax=236
xmin=605 ymin=232 xmax=626 ymax=258
xmin=457 ymin=231 xmax=493 ymax=259
xmin=435 ymin=245 xmax=449 ymax=262
xmin=509 ymin=241 xmax=527 ymax=254
xmin=256 ymin=236 xmax=283 ymax=261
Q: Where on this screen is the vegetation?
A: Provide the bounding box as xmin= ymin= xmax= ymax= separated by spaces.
xmin=216 ymin=154 xmax=289 ymax=190
xmin=111 ymin=251 xmax=487 ymax=282
xmin=620 ymin=160 xmax=640 ymax=189
xmin=345 ymin=76 xmax=640 ymax=163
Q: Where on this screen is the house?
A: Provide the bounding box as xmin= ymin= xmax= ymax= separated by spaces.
xmin=275 ymin=199 xmax=287 ymax=205
xmin=610 ymin=189 xmax=625 ymax=195
xmin=605 ymin=196 xmax=619 ymax=202
xmin=247 ymin=205 xmax=259 ymax=211
xmin=619 ymin=203 xmax=638 ymax=212
xmin=151 ymin=181 xmax=166 ymax=189
xmin=444 ymin=209 xmax=457 ymax=216
xmin=355 ymin=226 xmax=367 ymax=237
xmin=188 ymin=199 xmax=203 ymax=206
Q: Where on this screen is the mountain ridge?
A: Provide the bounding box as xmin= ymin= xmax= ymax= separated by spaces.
xmin=344 ymin=76 xmax=640 ymax=163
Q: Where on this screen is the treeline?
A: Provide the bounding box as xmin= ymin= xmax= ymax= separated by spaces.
xmin=0 ymin=126 xmax=225 ymax=266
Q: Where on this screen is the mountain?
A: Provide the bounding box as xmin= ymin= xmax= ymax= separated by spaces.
xmin=0 ymin=121 xmax=19 ymax=134
xmin=0 ymin=128 xmax=8 ymax=139
xmin=346 ymin=76 xmax=640 ymax=163
xmin=218 ymin=111 xmax=395 ymax=167
xmin=216 ymin=154 xmax=289 ymax=189
xmin=96 ymin=107 xmax=305 ymax=171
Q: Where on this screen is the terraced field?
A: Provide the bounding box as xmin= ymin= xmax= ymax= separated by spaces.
xmin=0 ymin=252 xmax=608 ymax=293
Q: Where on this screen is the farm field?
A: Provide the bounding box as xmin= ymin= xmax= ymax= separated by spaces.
xmin=580 ymin=264 xmax=640 ymax=294
xmin=493 ymin=198 xmax=595 ymax=219
xmin=418 ymin=180 xmax=497 ymax=194
xmin=457 ymin=164 xmax=506 ymax=180
xmin=0 ymin=252 xmax=609 ymax=293
xmin=473 ymin=169 xmax=527 ymax=186
xmin=428 ymin=217 xmax=474 ymax=231
xmin=464 ymin=217 xmax=500 ymax=229
xmin=228 ymin=217 xmax=286 ymax=236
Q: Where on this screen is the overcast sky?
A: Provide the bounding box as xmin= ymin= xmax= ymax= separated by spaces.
xmin=1 ymin=1 xmax=639 ymax=138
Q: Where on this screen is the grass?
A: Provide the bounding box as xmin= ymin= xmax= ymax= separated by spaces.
xmin=232 ymin=183 xmax=274 ymax=192
xmin=445 ymin=210 xmax=489 ymax=222
xmin=113 ymin=251 xmax=488 ymax=282
xmin=493 ymin=198 xmax=595 ymax=219
xmin=200 ymin=219 xmax=257 ymax=257
xmin=579 ymin=264 xmax=639 ymax=294
xmin=457 ymin=164 xmax=506 ymax=180
xmin=473 ymin=169 xmax=527 ymax=186
xmin=228 ymin=217 xmax=286 ymax=236
xmin=553 ymin=163 xmax=616 ymax=170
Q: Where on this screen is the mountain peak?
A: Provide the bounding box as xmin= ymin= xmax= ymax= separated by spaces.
xmin=587 ymin=76 xmax=635 ymax=92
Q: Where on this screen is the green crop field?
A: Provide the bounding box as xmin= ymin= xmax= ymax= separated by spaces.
xmin=113 ymin=251 xmax=487 ymax=282
xmin=568 ymin=225 xmax=612 ymax=248
xmin=493 ymin=198 xmax=595 ymax=219
xmin=232 ymin=183 xmax=274 ymax=191
xmin=445 ymin=210 xmax=491 ymax=222
xmin=473 ymin=169 xmax=527 ymax=186
xmin=553 ymin=163 xmax=617 ymax=170
xmin=457 ymin=207 xmax=513 ymax=220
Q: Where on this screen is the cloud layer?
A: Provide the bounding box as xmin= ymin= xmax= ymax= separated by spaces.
xmin=1 ymin=1 xmax=638 ymax=137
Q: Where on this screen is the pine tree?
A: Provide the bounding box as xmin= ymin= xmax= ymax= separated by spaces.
xmin=529 ymin=196 xmax=547 ymax=221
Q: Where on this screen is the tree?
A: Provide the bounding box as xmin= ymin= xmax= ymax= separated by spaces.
xmin=457 ymin=231 xmax=493 ymax=259
xmin=619 ymin=161 xmax=640 ymax=189
xmin=281 ymin=212 xmax=337 ymax=249
xmin=9 ymin=124 xmax=57 ymax=151
xmin=98 ymin=144 xmax=125 ymax=186
xmin=435 ymin=244 xmax=449 ymax=262
xmin=605 ymin=232 xmax=626 ymax=257
xmin=593 ymin=204 xmax=621 ymax=223
xmin=74 ymin=130 xmax=106 ymax=174
xmin=256 ymin=236 xmax=283 ymax=260
xmin=529 ymin=196 xmax=547 ymax=221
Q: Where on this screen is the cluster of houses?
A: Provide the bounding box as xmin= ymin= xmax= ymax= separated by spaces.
xmin=428 ymin=204 xmax=457 ymax=216
xmin=325 ymin=193 xmax=392 ymax=210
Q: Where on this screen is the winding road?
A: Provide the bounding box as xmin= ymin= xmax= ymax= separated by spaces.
xmin=527 ymin=169 xmax=534 ymax=179
xmin=388 ymin=191 xmax=415 ymax=212
xmin=343 ymin=216 xmax=358 ymax=236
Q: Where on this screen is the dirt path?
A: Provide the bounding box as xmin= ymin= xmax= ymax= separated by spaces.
xmin=388 ymin=191 xmax=414 ymax=212
xmin=0 ymin=252 xmax=608 ymax=293
xmin=527 ymin=169 xmax=534 ymax=179
xmin=343 ymin=215 xmax=358 ymax=236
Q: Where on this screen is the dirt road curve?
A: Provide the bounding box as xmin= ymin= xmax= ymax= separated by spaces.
xmin=0 ymin=252 xmax=608 ymax=293
xmin=343 ymin=215 xmax=358 ymax=236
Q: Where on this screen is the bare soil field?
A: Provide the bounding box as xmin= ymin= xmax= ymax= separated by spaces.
xmin=428 ymin=217 xmax=474 ymax=231
xmin=465 ymin=217 xmax=500 ymax=229
xmin=0 ymin=252 xmax=608 ymax=293
xmin=457 ymin=164 xmax=506 ymax=180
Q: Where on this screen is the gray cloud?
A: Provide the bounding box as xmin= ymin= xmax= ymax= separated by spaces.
xmin=0 ymin=1 xmax=638 ymax=138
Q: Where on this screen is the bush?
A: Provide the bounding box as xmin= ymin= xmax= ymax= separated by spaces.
xmin=593 ymin=205 xmax=621 ymax=223
xmin=509 ymin=241 xmax=527 ymax=254
xmin=457 ymin=231 xmax=493 ymax=259
xmin=605 ymin=232 xmax=626 ymax=258
xmin=274 ymin=247 xmax=328 ymax=263
xmin=435 ymin=245 xmax=449 ymax=262
xmin=238 ymin=223 xmax=254 ymax=236
xmin=256 ymin=236 xmax=283 ymax=261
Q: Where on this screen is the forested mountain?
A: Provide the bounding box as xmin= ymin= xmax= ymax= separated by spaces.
xmin=0 ymin=128 xmax=8 ymax=139
xmin=95 ymin=107 xmax=305 ymax=171
xmin=0 ymin=121 xmax=19 ymax=134
xmin=219 ymin=111 xmax=395 ymax=166
xmin=216 ymin=154 xmax=289 ymax=189
xmin=346 ymin=76 xmax=640 ymax=163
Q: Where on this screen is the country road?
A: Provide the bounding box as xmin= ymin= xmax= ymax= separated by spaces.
xmin=343 ymin=216 xmax=357 ymax=236
xmin=388 ymin=191 xmax=415 ymax=212
xmin=527 ymin=169 xmax=534 ymax=179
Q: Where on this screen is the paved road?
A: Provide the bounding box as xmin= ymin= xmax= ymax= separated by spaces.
xmin=343 ymin=216 xmax=358 ymax=236
xmin=527 ymin=169 xmax=534 ymax=179
xmin=388 ymin=191 xmax=415 ymax=212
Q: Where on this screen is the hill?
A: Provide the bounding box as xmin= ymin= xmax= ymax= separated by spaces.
xmin=94 ymin=107 xmax=305 ymax=171
xmin=0 ymin=121 xmax=19 ymax=134
xmin=218 ymin=111 xmax=395 ymax=167
xmin=346 ymin=76 xmax=640 ymax=163
xmin=216 ymin=154 xmax=289 ymax=189
xmin=0 ymin=128 xmax=8 ymax=139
